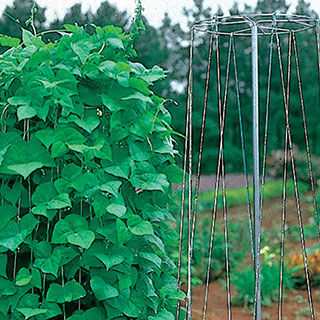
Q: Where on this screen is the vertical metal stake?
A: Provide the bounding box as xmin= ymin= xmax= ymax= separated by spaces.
xmin=252 ymin=23 xmax=261 ymax=320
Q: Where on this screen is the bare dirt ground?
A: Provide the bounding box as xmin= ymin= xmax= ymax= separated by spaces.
xmin=187 ymin=174 xmax=320 ymax=320
xmin=173 ymin=173 xmax=253 ymax=191
xmin=191 ymin=282 xmax=320 ymax=319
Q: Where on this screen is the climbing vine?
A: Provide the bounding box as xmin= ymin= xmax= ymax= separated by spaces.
xmin=0 ymin=22 xmax=184 ymax=319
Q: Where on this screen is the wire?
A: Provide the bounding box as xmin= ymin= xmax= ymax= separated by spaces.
xmin=276 ymin=27 xmax=315 ymax=320
xmin=202 ymin=34 xmax=233 ymax=320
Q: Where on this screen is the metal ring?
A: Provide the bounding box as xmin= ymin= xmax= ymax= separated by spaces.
xmin=193 ymin=13 xmax=317 ymax=36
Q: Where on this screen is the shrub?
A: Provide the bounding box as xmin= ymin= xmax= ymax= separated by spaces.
xmin=0 ymin=23 xmax=184 ymax=319
xmin=267 ymin=145 xmax=320 ymax=185
xmin=232 ymin=246 xmax=295 ymax=307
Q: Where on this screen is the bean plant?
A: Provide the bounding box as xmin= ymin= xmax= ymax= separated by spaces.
xmin=0 ymin=22 xmax=184 ymax=319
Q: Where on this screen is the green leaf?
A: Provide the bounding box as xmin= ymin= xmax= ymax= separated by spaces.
xmin=41 ymin=300 xmax=62 ymax=319
xmin=99 ymin=181 xmax=122 ymax=197
xmin=162 ymin=164 xmax=184 ymax=183
xmin=129 ymin=78 xmax=152 ymax=95
xmin=103 ymin=25 xmax=123 ymax=34
xmin=20 ymin=213 xmax=39 ymax=237
xmin=94 ymin=253 xmax=124 ymax=271
xmin=51 ymin=141 xmax=68 ymax=158
xmin=103 ymin=158 xmax=130 ymax=179
xmin=68 ymin=230 xmax=95 ymax=249
xmin=7 ymin=96 xmax=32 ymax=106
xmin=35 ymin=128 xmax=54 ymax=149
xmin=117 ymin=273 xmax=132 ymax=291
xmin=98 ymin=60 xmax=117 ymax=75
xmin=51 ymin=219 xmax=71 ymax=244
xmin=52 ymin=215 xmax=94 ymax=249
xmin=55 ymin=246 xmax=79 ymax=266
xmin=116 ymin=218 xmax=132 ymax=246
xmin=139 ymin=173 xmax=169 ymax=193
xmin=0 ymin=136 xmax=54 ymax=179
xmin=32 ymin=182 xmax=71 ymax=218
xmin=47 ymin=193 xmax=72 ymax=210
xmin=15 ymin=267 xmax=32 ymax=286
xmin=78 ymin=84 xmax=102 ymax=106
xmin=0 ymin=277 xmax=16 ymax=297
xmin=145 ymin=234 xmax=165 ymax=252
xmin=101 ymin=95 xmax=123 ymax=112
xmin=64 ymin=24 xmax=82 ymax=32
xmin=52 ymin=126 xmax=87 ymax=149
xmin=72 ymin=116 xmax=100 ymax=134
xmin=92 ymin=193 xmax=109 ymax=218
xmin=148 ymin=310 xmax=175 ymax=320
xmin=39 ymin=299 xmax=62 ymax=320
xmin=116 ymin=72 xmax=130 ymax=87
xmin=33 ymin=241 xmax=62 ymax=277
xmin=22 ymin=29 xmax=35 ymax=44
xmin=0 ymin=145 xmax=10 ymax=166
xmin=0 ymin=204 xmax=17 ymax=231
xmin=116 ymin=62 xmax=131 ymax=72
xmin=17 ymin=106 xmax=37 ymax=121
xmin=129 ymin=142 xmax=150 ymax=161
xmin=107 ymin=296 xmax=139 ymax=317
xmin=106 ymin=203 xmax=126 ymax=217
xmin=59 ymin=163 xmax=85 ymax=192
xmin=0 ymin=255 xmax=8 ymax=278
xmin=0 ymin=181 xmax=24 ymax=205
xmin=31 ymin=268 xmax=42 ymax=289
xmin=90 ymin=276 xmax=118 ymax=301
xmin=139 ymin=65 xmax=166 ymax=83
xmin=129 ymin=221 xmax=154 ymax=236
xmin=17 ymin=308 xmax=47 ymax=319
xmin=0 ymin=214 xmax=39 ymax=251
xmin=83 ymin=307 xmax=106 ymax=320
xmin=47 ymin=280 xmax=86 ymax=303
xmin=122 ymin=92 xmax=153 ymax=104
xmin=7 ymin=162 xmax=43 ymax=179
xmin=107 ymin=37 xmax=124 ymax=50
xmin=71 ymin=43 xmax=88 ymax=63
xmin=93 ymin=193 xmax=109 ymax=218
xmin=0 ymin=35 xmax=20 ymax=47
xmin=140 ymin=252 xmax=162 ymax=268
xmin=67 ymin=315 xmax=85 ymax=320
xmin=32 ymin=181 xmax=57 ymax=205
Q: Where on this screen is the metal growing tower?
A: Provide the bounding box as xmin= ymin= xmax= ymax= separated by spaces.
xmin=178 ymin=13 xmax=320 ymax=320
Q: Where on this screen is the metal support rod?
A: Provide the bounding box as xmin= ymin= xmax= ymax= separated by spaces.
xmin=251 ymin=23 xmax=261 ymax=320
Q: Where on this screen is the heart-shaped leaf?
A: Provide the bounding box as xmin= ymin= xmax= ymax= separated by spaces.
xmin=90 ymin=276 xmax=118 ymax=301
xmin=95 ymin=253 xmax=124 ymax=271
xmin=47 ymin=280 xmax=86 ymax=303
xmin=68 ymin=230 xmax=95 ymax=249
xmin=73 ymin=116 xmax=100 ymax=133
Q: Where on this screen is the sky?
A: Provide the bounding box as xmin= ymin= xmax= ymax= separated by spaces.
xmin=0 ymin=0 xmax=320 ymax=28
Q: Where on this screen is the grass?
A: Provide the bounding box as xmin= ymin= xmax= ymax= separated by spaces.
xmin=173 ymin=180 xmax=309 ymax=213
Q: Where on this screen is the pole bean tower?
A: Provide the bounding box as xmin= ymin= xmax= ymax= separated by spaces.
xmin=178 ymin=13 xmax=320 ymax=320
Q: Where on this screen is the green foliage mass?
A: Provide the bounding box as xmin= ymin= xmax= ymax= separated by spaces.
xmin=2 ymin=0 xmax=320 ymax=175
xmin=0 ymin=22 xmax=185 ymax=319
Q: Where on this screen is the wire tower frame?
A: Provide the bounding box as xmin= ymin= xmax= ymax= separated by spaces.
xmin=178 ymin=13 xmax=320 ymax=320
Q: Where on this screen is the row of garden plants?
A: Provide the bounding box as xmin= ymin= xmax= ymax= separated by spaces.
xmin=173 ymin=179 xmax=320 ymax=309
xmin=0 ymin=15 xmax=186 ymax=320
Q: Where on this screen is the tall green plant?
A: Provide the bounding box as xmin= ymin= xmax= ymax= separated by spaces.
xmin=0 ymin=21 xmax=184 ymax=319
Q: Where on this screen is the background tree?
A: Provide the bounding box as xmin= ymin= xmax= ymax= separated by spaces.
xmin=0 ymin=0 xmax=46 ymax=38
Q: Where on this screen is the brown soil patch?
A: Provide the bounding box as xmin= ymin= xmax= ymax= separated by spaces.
xmin=191 ymin=282 xmax=320 ymax=319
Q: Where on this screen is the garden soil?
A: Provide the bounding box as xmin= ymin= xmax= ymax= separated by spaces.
xmin=191 ymin=281 xmax=320 ymax=319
